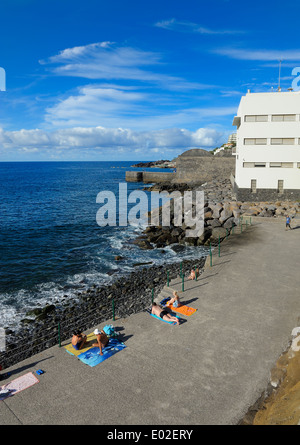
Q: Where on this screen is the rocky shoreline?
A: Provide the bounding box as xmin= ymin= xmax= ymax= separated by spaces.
xmin=1 ymin=256 xmax=206 ymax=369
xmin=131 ymin=159 xmax=175 ymax=168
xmin=135 ymin=179 xmax=300 ymax=250
xmin=1 ymin=176 xmax=299 ymax=372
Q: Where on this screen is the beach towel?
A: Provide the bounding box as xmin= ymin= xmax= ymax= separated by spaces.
xmin=0 ymin=372 xmax=39 ymax=401
xmin=160 ymin=298 xmax=197 ymax=316
xmin=146 ymin=308 xmax=182 ymax=325
xmin=77 ymin=338 xmax=126 ymax=367
xmin=64 ymin=332 xmax=97 ymax=357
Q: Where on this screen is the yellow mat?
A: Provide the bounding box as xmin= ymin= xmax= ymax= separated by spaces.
xmin=64 ymin=332 xmax=97 ymax=356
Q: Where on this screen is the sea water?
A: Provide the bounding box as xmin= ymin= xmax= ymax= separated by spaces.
xmin=0 ymin=161 xmax=206 ymax=327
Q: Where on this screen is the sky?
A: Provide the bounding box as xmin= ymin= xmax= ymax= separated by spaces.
xmin=0 ymin=0 xmax=299 ymax=161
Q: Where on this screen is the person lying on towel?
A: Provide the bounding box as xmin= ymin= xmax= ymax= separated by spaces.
xmin=151 ymin=302 xmax=179 ymax=325
xmin=92 ymin=329 xmax=109 ymax=355
xmin=72 ymin=331 xmax=87 ymax=350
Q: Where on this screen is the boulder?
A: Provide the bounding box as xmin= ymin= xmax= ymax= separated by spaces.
xmin=197 ymin=227 xmax=212 ymax=244
xmin=219 ymin=207 xmax=233 ymax=223
xmin=210 ymin=227 xmax=227 ymax=241
xmin=223 ymin=216 xmax=236 ymax=229
xmin=207 ymin=218 xmax=222 ymax=228
xmin=211 ymin=203 xmax=223 ymax=218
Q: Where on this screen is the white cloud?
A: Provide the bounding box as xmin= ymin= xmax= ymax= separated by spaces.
xmin=42 ymin=82 xmax=236 ymax=130
xmin=0 ymin=126 xmax=225 ymax=154
xmin=40 ymin=42 xmax=213 ymax=91
xmin=213 ymin=48 xmax=300 ymax=61
xmin=155 ymin=18 xmax=243 ymax=35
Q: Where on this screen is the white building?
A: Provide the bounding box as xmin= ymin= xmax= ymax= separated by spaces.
xmin=227 ymin=133 xmax=236 ymax=144
xmin=232 ymin=90 xmax=300 ymax=201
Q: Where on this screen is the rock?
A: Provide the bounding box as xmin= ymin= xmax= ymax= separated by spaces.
xmin=114 ymin=255 xmax=124 ymax=261
xmin=223 ymin=216 xmax=236 ymax=229
xmin=26 ymin=308 xmax=43 ymax=317
xmin=210 ymin=227 xmax=227 ymax=241
xmin=197 ymin=227 xmax=212 ymax=244
xmin=132 ymin=237 xmax=154 ymax=249
xmin=204 ymin=210 xmax=213 ymax=220
xmin=207 ymin=218 xmax=222 ymax=228
xmin=211 ymin=203 xmax=223 ymax=218
xmin=219 ymin=207 xmax=233 ymax=223
xmin=170 ymin=244 xmax=186 ymax=253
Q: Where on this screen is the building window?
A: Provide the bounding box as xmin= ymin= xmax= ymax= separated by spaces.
xmin=271 ymin=138 xmax=295 ymax=145
xmin=281 ymin=162 xmax=293 ymax=168
xmin=243 ymin=162 xmax=254 ymax=168
xmin=272 ymin=114 xmax=296 ymax=122
xmin=251 ymin=179 xmax=257 ymax=193
xmin=270 ymin=162 xmax=282 ymax=168
xmin=254 ymin=162 xmax=266 ymax=167
xmin=245 ymin=115 xmax=268 ymax=122
xmin=244 ymin=138 xmax=267 ymax=145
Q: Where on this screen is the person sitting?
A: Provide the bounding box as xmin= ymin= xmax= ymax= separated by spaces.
xmin=151 ymin=302 xmax=179 ymax=325
xmin=166 ymin=290 xmax=181 ymax=308
xmin=92 ymin=328 xmax=109 ymax=356
xmin=71 ymin=331 xmax=87 ymax=350
xmin=188 ymin=268 xmax=199 ymax=280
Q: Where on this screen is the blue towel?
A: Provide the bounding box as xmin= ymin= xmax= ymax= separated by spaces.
xmin=160 ymin=297 xmax=170 ymax=306
xmin=146 ymin=308 xmax=181 ymax=325
xmin=78 ymin=338 xmax=126 ymax=367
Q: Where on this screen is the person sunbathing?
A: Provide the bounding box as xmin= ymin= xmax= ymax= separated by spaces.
xmin=92 ymin=328 xmax=109 ymax=355
xmin=72 ymin=331 xmax=87 ymax=350
xmin=166 ymin=290 xmax=181 ymax=308
xmin=188 ymin=268 xmax=199 ymax=280
xmin=151 ymin=302 xmax=179 ymax=325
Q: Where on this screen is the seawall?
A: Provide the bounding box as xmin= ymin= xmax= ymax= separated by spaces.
xmin=125 ymin=171 xmax=174 ymax=183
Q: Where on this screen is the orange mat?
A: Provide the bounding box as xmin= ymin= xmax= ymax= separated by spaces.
xmin=167 ymin=303 xmax=197 ymax=316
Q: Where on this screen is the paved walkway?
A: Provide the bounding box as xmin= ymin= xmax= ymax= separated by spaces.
xmin=0 ymin=216 xmax=299 ymax=425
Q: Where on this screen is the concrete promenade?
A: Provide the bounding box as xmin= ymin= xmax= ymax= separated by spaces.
xmin=0 ymin=216 xmax=299 ymax=425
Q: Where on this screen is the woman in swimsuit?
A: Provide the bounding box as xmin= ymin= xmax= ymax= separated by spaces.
xmin=166 ymin=290 xmax=181 ymax=308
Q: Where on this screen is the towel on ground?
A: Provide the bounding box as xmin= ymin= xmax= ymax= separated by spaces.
xmin=146 ymin=307 xmax=182 ymax=325
xmin=64 ymin=332 xmax=97 ymax=357
xmin=77 ymin=338 xmax=126 ymax=367
xmin=0 ymin=372 xmax=39 ymax=401
xmin=160 ymin=297 xmax=197 ymax=316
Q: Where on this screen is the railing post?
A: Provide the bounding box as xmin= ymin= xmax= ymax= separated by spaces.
xmin=58 ymin=323 xmax=61 ymax=348
xmin=182 ymin=273 xmax=184 ymax=292
xmin=195 ymin=265 xmax=197 ymax=281
xmin=209 ymin=242 xmax=212 ymax=267
xmin=167 ymin=270 xmax=169 ymax=287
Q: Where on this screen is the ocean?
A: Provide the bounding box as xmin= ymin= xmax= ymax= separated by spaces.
xmin=0 ymin=161 xmax=207 ymax=328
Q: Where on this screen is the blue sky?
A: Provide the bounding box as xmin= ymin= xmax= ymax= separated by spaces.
xmin=0 ymin=0 xmax=299 ymax=161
